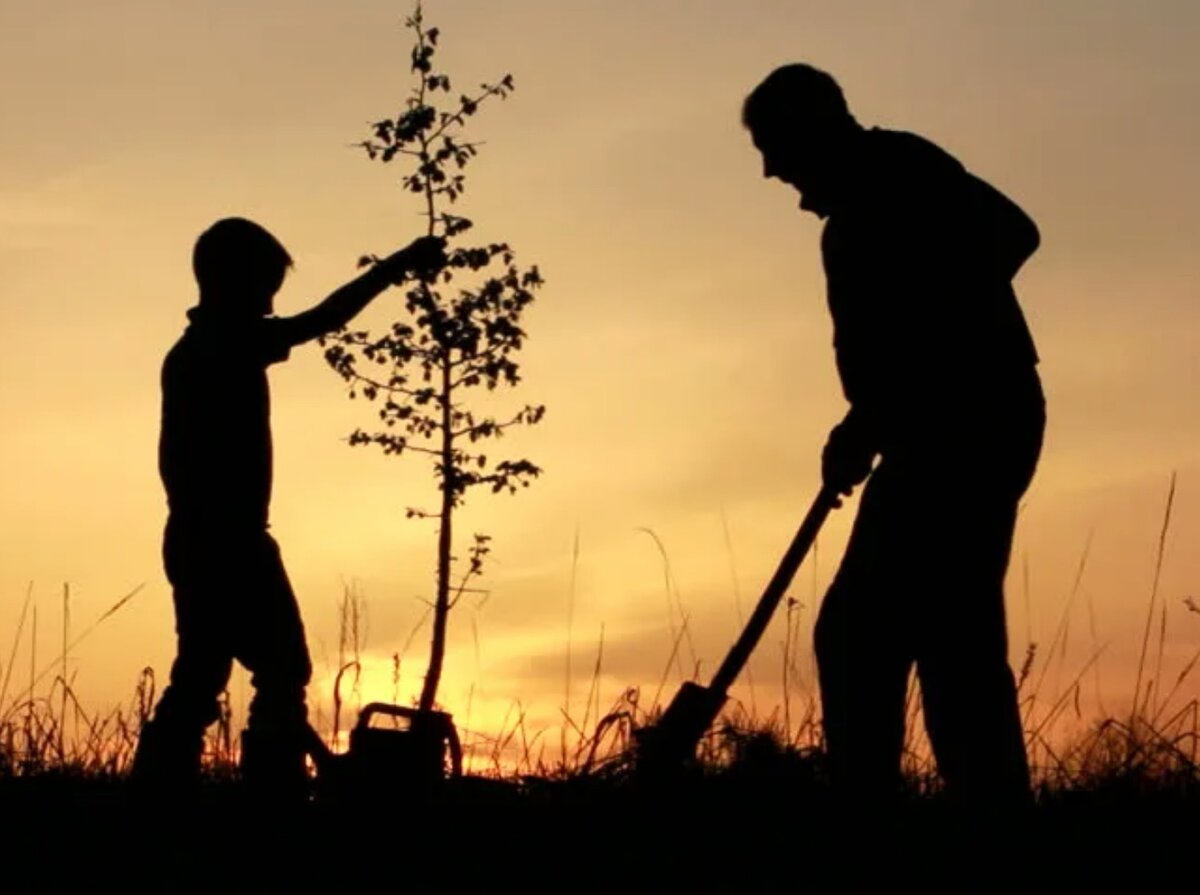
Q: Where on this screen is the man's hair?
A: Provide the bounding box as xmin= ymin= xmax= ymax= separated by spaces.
xmin=742 ymin=63 xmax=855 ymax=137
xmin=193 ymin=217 xmax=293 ymax=302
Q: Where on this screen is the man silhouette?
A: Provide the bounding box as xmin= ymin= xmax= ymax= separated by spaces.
xmin=131 ymin=217 xmax=444 ymax=798
xmin=742 ymin=65 xmax=1045 ymax=808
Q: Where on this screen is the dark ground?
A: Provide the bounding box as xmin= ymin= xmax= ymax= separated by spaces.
xmin=3 ymin=760 xmax=1198 ymax=892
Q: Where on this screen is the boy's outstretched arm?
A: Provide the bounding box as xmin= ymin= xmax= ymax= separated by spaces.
xmin=275 ymin=235 xmax=446 ymax=347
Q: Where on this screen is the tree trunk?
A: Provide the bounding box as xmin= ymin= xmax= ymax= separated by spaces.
xmin=419 ymin=356 xmax=454 ymax=712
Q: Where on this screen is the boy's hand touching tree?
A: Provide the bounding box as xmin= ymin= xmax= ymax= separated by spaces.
xmin=373 ymin=235 xmax=448 ymax=285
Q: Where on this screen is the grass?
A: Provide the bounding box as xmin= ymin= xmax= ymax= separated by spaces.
xmin=2 ymin=479 xmax=1199 ymax=882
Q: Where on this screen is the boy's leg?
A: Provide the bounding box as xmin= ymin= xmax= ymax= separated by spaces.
xmin=132 ymin=581 xmax=234 ymax=787
xmin=235 ymin=534 xmax=313 ymax=797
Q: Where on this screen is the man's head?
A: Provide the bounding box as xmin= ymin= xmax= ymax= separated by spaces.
xmin=742 ymin=64 xmax=861 ymax=217
xmin=193 ymin=217 xmax=293 ymax=316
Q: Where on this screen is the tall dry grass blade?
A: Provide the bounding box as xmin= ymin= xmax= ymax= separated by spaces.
xmin=391 ymin=651 xmax=401 ymax=705
xmin=638 ymin=527 xmax=696 ymax=678
xmin=1132 ymin=472 xmax=1176 ymax=733
xmin=23 ymin=601 xmax=38 ymax=766
xmin=487 ymin=701 xmax=516 ymax=772
xmin=720 ymin=509 xmax=756 ymax=715
xmin=470 ymin=611 xmax=482 ymax=690
xmin=781 ymin=640 xmax=791 ymax=741
xmin=4 ymin=583 xmax=145 ymax=720
xmin=1063 ymin=530 xmax=1093 ymax=660
xmin=1027 ymin=645 xmax=1106 ymax=744
xmin=781 ymin=598 xmax=804 ymax=739
xmin=1031 ymin=532 xmax=1093 ymax=709
xmin=333 ymin=587 xmax=350 ymax=742
xmin=562 ymin=525 xmax=580 ymax=762
xmin=1154 ymin=642 xmax=1200 ymax=725
xmin=580 ymin=625 xmax=605 ymax=739
xmin=514 ymin=701 xmax=542 ymax=772
xmin=786 ymin=595 xmax=807 ymax=679
xmin=1155 ymin=699 xmax=1200 ymax=740
xmin=59 ymin=583 xmax=69 ymax=764
xmin=331 ymin=661 xmax=359 ymax=748
xmin=902 ymin=670 xmax=924 ymax=760
xmin=0 ymin=583 xmax=34 ymax=713
xmin=462 ymin=681 xmax=475 ymax=772
xmin=1016 ymin=642 xmax=1038 ymax=694
xmin=393 ymin=603 xmax=433 ymax=701
xmin=336 ymin=583 xmax=365 ymax=713
xmin=1085 ymin=564 xmax=1106 ymax=716
xmin=214 ymin=689 xmax=233 ymax=765
xmin=1191 ymin=701 xmax=1198 ymax=766
xmin=1149 ymin=602 xmax=1169 ymax=719
xmin=493 ymin=703 xmax=528 ymax=774
xmin=1022 ymin=553 xmax=1033 ymax=649
xmin=650 ymin=617 xmax=691 ymax=711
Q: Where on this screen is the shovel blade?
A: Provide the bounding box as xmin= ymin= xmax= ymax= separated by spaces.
xmin=634 ymin=681 xmax=727 ymax=774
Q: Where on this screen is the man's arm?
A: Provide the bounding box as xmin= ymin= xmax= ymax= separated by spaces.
xmin=961 ymin=173 xmax=1040 ymax=281
xmin=273 ymin=236 xmax=445 ymax=348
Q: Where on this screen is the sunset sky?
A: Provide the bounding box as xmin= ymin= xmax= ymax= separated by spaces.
xmin=2 ymin=1 xmax=1198 ymax=758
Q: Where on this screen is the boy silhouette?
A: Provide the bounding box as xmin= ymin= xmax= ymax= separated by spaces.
xmin=131 ymin=217 xmax=444 ymax=797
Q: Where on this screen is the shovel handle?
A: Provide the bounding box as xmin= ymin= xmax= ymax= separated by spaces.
xmin=707 ymin=488 xmax=839 ymax=696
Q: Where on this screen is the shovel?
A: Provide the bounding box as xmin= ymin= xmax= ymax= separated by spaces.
xmin=634 ymin=487 xmax=839 ymax=774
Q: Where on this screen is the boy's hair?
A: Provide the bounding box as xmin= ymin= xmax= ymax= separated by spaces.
xmin=193 ymin=217 xmax=293 ymax=304
xmin=742 ymin=63 xmax=856 ymax=138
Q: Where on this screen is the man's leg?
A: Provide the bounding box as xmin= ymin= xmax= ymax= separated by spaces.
xmin=914 ymin=395 xmax=1043 ymax=810
xmin=131 ymin=583 xmax=234 ymax=787
xmin=815 ymin=463 xmax=914 ymax=804
xmin=915 ymin=495 xmax=1032 ymax=808
xmin=235 ymin=535 xmax=313 ymax=799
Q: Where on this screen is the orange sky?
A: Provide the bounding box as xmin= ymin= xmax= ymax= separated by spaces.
xmin=2 ymin=1 xmax=1198 ymax=760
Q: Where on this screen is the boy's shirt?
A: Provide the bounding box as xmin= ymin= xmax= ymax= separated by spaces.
xmin=159 ymin=307 xmax=294 ymax=537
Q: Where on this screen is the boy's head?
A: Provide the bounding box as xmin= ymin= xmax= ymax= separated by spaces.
xmin=193 ymin=217 xmax=293 ymax=316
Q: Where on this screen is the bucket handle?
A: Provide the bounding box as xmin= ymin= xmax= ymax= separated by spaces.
xmin=354 ymin=703 xmax=463 ymax=778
